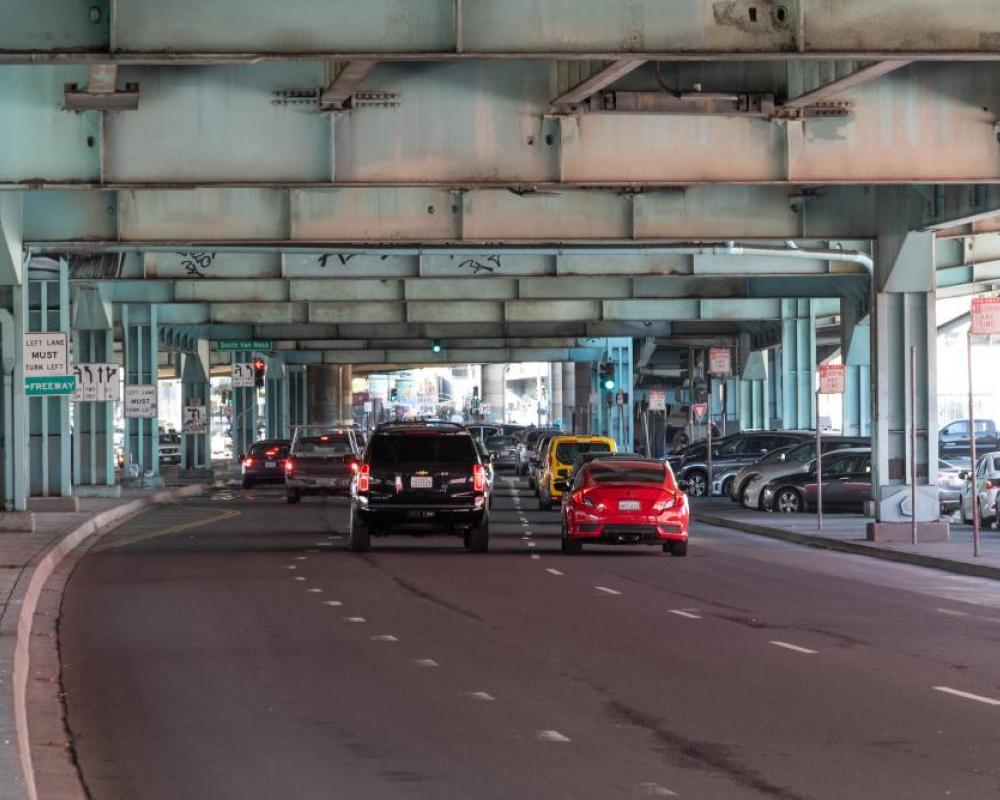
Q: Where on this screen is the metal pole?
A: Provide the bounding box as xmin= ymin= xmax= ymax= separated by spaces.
xmin=706 ymin=378 xmax=713 ymax=498
xmin=969 ymin=331 xmax=980 ymax=557
xmin=816 ymin=389 xmax=823 ymax=531
xmin=910 ymin=345 xmax=918 ymax=546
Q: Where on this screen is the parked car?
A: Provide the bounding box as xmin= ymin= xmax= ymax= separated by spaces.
xmin=679 ymin=431 xmax=814 ymax=498
xmin=285 ymin=426 xmax=363 ymax=504
xmin=241 ymin=439 xmax=291 ymax=489
xmin=485 ymin=434 xmax=520 ymax=471
xmin=937 ymin=459 xmax=965 ymax=515
xmin=348 ymin=421 xmax=490 ymax=552
xmin=735 ymin=437 xmax=870 ymax=509
xmin=939 ymin=418 xmax=999 ymax=460
xmin=959 ymin=451 xmax=1000 ymax=527
xmin=538 ymin=434 xmax=616 ymax=510
xmin=561 ymin=458 xmax=689 ymax=555
xmin=518 ymin=427 xmax=561 ymax=476
xmin=158 ymin=432 xmax=182 ymax=466
xmin=761 ymin=448 xmax=872 ymax=514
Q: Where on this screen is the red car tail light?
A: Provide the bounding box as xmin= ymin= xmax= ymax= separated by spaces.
xmin=284 ymin=459 xmax=294 ymax=476
xmin=572 ymin=490 xmax=596 ymax=508
xmin=349 ymin=459 xmax=360 ymax=475
xmin=244 ymin=456 xmax=255 ymax=468
xmin=652 ymin=494 xmax=678 ymax=513
xmin=358 ymin=464 xmax=371 ymax=492
xmin=473 ymin=463 xmax=486 ymax=493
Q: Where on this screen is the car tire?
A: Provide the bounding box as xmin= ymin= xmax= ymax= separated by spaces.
xmin=774 ymin=488 xmax=802 ymax=514
xmin=242 ymin=477 xmax=254 ymax=490
xmin=286 ymin=489 xmax=301 ymax=504
xmin=665 ymin=540 xmax=688 ymax=557
xmin=721 ymin=477 xmax=734 ymax=499
xmin=961 ymin=499 xmax=970 ymax=525
xmin=466 ymin=516 xmax=490 ymax=553
xmin=348 ymin=507 xmax=371 ymax=553
xmin=686 ymin=470 xmax=708 ymax=498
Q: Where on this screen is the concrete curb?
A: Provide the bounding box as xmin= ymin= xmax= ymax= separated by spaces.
xmin=697 ymin=512 xmax=1000 ymax=582
xmin=0 ymin=484 xmax=207 ymax=800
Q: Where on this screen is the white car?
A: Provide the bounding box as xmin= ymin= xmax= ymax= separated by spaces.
xmin=960 ymin=451 xmax=1000 ymax=527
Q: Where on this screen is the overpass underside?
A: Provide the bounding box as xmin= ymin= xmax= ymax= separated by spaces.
xmin=2 ymin=1 xmax=1000 ymax=531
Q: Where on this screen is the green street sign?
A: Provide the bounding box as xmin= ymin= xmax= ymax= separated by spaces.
xmin=25 ymin=375 xmax=77 ymax=397
xmin=215 ymin=339 xmax=274 ymax=352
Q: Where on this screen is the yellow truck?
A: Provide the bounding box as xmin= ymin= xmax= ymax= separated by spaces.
xmin=537 ymin=434 xmax=616 ymax=510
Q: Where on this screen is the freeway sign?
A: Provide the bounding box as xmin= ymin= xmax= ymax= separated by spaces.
xmin=25 ymin=375 xmax=77 ymax=397
xmin=216 ymin=339 xmax=274 ymax=352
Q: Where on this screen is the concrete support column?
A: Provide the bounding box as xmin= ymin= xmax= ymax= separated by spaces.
xmin=340 ymin=364 xmax=353 ymax=425
xmin=181 ymin=341 xmax=211 ymax=470
xmin=780 ymin=299 xmax=817 ymax=430
xmin=841 ymin=296 xmax=872 ymax=437
xmin=739 ymin=350 xmax=770 ymax=431
xmin=605 ymin=338 xmax=634 ymax=449
xmin=550 ymin=363 xmax=564 ymax=429
xmin=265 ymin=356 xmax=289 ymax=439
xmin=288 ymin=366 xmax=308 ymax=429
xmin=122 ymin=303 xmax=159 ymax=477
xmin=482 ymin=364 xmax=505 ymax=424
xmin=307 ymin=364 xmax=342 ymax=426
xmin=561 ymin=362 xmax=575 ymax=431
xmin=573 ymin=362 xmax=592 ymax=434
xmin=231 ymin=351 xmax=257 ymax=460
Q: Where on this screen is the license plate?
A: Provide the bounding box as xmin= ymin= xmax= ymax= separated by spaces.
xmin=618 ymin=500 xmax=641 ymax=512
xmin=411 ymin=476 xmax=433 ymax=489
xmin=265 ymin=461 xmax=276 ymax=468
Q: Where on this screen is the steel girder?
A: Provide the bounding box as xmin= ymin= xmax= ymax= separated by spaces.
xmin=5 ymin=1 xmax=1000 ymax=59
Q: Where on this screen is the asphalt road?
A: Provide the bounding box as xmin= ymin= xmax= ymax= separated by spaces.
xmin=59 ymin=475 xmax=1000 ymax=799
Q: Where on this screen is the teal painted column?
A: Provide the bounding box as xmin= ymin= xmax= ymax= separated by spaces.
xmin=781 ymin=299 xmax=817 ymax=429
xmin=739 ymin=350 xmax=769 ymax=431
xmin=232 ymin=351 xmax=257 ymax=460
xmin=265 ymin=355 xmax=289 ymax=439
xmin=20 ymin=259 xmax=72 ymax=500
xmin=841 ymin=298 xmax=872 ymax=437
xmin=72 ymin=285 xmax=117 ymax=493
xmin=181 ymin=341 xmax=211 ymax=470
xmin=288 ymin=366 xmax=307 ymax=430
xmin=0 ymin=307 xmax=14 ymax=510
xmin=601 ymin=338 xmax=633 ymax=449
xmin=121 ymin=304 xmax=159 ymax=476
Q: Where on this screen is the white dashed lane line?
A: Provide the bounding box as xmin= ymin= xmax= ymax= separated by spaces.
xmin=294 ymin=576 xmax=306 ymax=582
xmin=933 ymin=686 xmax=1000 ymax=706
xmin=307 ymin=588 xmax=323 ymax=593
xmin=545 ymin=568 xmax=564 ymax=576
xmin=595 ymin=586 xmax=622 ymax=596
xmin=668 ymin=610 xmax=701 ymax=620
xmin=770 ymin=641 xmax=817 ymax=655
xmin=323 ymin=600 xmax=343 ymax=606
xmin=537 ymin=730 xmax=571 ymax=743
xmin=414 ymin=659 xmax=440 ymax=668
xmin=295 ymin=556 xmax=308 ymax=561
xmin=285 ymin=565 xmax=297 ymax=570
xmin=463 ymin=691 xmax=496 ymax=701
xmin=639 ymin=783 xmax=678 ymax=797
xmin=370 ymin=635 xmax=398 ymax=642
xmin=935 ymin=608 xmax=969 ymax=617
xmin=344 ymin=617 xmax=366 ymax=623
xmin=530 ymin=554 xmax=541 ymax=560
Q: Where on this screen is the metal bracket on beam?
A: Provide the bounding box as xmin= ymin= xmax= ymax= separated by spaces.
xmin=64 ymin=65 xmax=139 ymax=111
xmin=273 ymin=87 xmax=398 ymax=111
xmin=589 ymin=91 xmax=851 ymax=120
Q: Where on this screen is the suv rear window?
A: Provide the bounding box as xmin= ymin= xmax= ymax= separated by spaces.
xmin=371 ymin=434 xmax=478 ymax=465
xmin=555 ymin=441 xmax=612 ymax=463
xmin=295 ymin=434 xmax=353 ymax=455
xmin=251 ymin=442 xmax=289 ymax=457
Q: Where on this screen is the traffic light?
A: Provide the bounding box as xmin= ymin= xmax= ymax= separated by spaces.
xmin=431 ymin=339 xmax=442 ymax=354
xmin=389 ymin=386 xmax=398 ymax=402
xmin=253 ymin=357 xmax=266 ymax=388
xmin=600 ymin=362 xmax=615 ymax=391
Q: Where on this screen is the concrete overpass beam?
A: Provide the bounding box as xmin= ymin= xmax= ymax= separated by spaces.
xmin=122 ymin=303 xmax=160 ymax=477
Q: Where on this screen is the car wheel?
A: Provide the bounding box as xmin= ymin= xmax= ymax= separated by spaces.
xmin=960 ymin=498 xmax=970 ymax=525
xmin=286 ymin=489 xmax=301 ymax=504
xmin=774 ymin=488 xmax=802 ymax=514
xmin=348 ymin=507 xmax=371 ymax=553
xmin=721 ymin=477 xmax=734 ymax=499
xmin=687 ymin=470 xmax=708 ymax=497
xmin=665 ymin=540 xmax=688 ymax=557
xmin=466 ymin=516 xmax=490 ymax=553
xmin=242 ymin=477 xmax=254 ymax=490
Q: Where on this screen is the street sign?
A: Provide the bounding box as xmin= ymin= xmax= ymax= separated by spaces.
xmin=648 ymin=390 xmax=666 ymax=412
xmin=692 ymin=402 xmax=709 ymax=422
xmin=480 ymin=402 xmax=492 ymax=416
xmin=708 ymin=347 xmax=732 ymax=376
xmin=23 ymin=332 xmax=68 ymax=376
xmin=232 ymin=362 xmax=255 ymax=388
xmin=818 ymin=364 xmax=846 ymax=394
xmin=71 ymin=363 xmax=120 ymax=402
xmin=183 ymin=405 xmax=207 ymax=434
xmin=25 ymin=375 xmax=76 ymax=397
xmin=971 ymin=297 xmax=1000 ymax=335
xmin=124 ymin=385 xmax=157 ymax=418
xmin=216 ymin=339 xmax=274 ymax=352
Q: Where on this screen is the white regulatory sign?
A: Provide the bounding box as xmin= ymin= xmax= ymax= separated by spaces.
xmin=183 ymin=405 xmax=207 ymax=434
xmin=23 ymin=332 xmax=68 ymax=376
xmin=819 ymin=364 xmax=846 ymax=394
xmin=71 ymin=363 xmax=121 ymax=402
xmin=971 ymin=297 xmax=1000 ymax=335
xmin=648 ymin=390 xmax=666 ymax=412
xmin=124 ymin=385 xmax=157 ymax=418
xmin=708 ymin=347 xmax=732 ymax=376
xmin=232 ymin=362 xmax=255 ymax=388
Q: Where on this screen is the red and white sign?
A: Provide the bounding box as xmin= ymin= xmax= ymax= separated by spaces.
xmin=708 ymin=347 xmax=732 ymax=376
xmin=819 ymin=364 xmax=846 ymax=394
xmin=648 ymin=390 xmax=666 ymax=412
xmin=692 ymin=403 xmax=709 ymax=423
xmin=971 ymin=297 xmax=1000 ymax=335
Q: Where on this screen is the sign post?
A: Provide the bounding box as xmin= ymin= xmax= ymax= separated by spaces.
xmin=706 ymin=348 xmax=732 ymax=498
xmin=968 ymin=298 xmax=1000 ymax=556
xmin=817 ymin=364 xmax=846 ymax=531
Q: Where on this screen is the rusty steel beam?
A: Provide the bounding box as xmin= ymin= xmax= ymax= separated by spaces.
xmin=781 ymin=60 xmax=913 ymax=110
xmin=549 ymin=59 xmax=645 ymax=109
xmin=319 ymin=60 xmax=378 ymax=110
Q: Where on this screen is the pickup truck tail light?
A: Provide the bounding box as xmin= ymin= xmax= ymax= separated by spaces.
xmin=473 ymin=463 xmax=486 ymax=493
xmin=357 ymin=464 xmax=371 ymax=493
xmin=348 ymin=459 xmax=360 ymax=475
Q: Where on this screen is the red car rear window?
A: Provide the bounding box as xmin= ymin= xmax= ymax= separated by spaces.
xmin=587 ymin=463 xmax=665 ymax=485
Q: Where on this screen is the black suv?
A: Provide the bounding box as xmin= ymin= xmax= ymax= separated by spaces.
xmin=349 ymin=422 xmax=490 ymax=553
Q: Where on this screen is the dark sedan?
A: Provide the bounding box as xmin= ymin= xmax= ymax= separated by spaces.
xmin=241 ymin=439 xmax=291 ymax=489
xmin=761 ymin=449 xmax=872 ymax=514
xmin=485 ymin=435 xmax=520 ymax=470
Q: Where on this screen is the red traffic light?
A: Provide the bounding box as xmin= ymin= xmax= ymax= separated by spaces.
xmin=253 ymin=358 xmax=265 ymax=370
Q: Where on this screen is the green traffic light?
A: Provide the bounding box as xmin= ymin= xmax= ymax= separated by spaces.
xmin=604 ymin=378 xmax=615 ymax=390
xmin=432 ymin=340 xmax=442 ymax=353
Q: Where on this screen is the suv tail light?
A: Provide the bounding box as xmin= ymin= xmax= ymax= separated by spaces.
xmin=244 ymin=456 xmax=254 ymax=468
xmin=473 ymin=463 xmax=486 ymax=493
xmin=358 ymin=464 xmax=371 ymax=493
xmin=348 ymin=459 xmax=360 ymax=475
xmin=284 ymin=459 xmax=294 ymax=476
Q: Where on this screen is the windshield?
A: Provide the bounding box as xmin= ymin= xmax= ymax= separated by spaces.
xmin=370 ymin=434 xmax=477 ymax=465
xmin=760 ymin=447 xmax=790 ymax=464
xmin=555 ymin=441 xmax=612 ymax=463
xmin=294 ymin=434 xmax=353 ymax=455
xmin=588 ymin=462 xmax=665 ymax=485
xmin=785 ymin=442 xmax=817 ymax=462
xmin=486 ymin=436 xmax=518 ymax=449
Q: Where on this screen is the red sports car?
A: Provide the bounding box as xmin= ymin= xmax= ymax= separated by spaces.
xmin=560 ymin=458 xmax=689 ymax=556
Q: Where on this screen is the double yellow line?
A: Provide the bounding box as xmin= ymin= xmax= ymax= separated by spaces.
xmin=94 ymin=509 xmax=242 ymax=553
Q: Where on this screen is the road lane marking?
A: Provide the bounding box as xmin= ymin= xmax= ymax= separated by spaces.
xmin=770 ymin=641 xmax=817 ymax=655
xmin=527 ymin=542 xmax=536 ymax=548
xmin=295 ymin=556 xmax=308 ymax=560
xmin=371 ymin=635 xmax=398 ymax=642
xmin=324 ymin=600 xmax=343 ymax=606
xmin=94 ymin=509 xmax=242 ymax=552
xmin=933 ymin=686 xmax=1000 ymax=706
xmin=317 ymin=542 xmax=334 ymax=547
xmin=307 ymin=588 xmax=323 ymax=593
xmin=286 ymin=565 xmax=298 ymax=570
xmin=639 ymin=783 xmax=678 ymax=797
xmin=463 ymin=692 xmax=495 ymax=701
xmin=414 ymin=659 xmax=439 ymax=668
xmin=531 ymin=554 xmax=541 ymax=560
xmin=936 ymin=608 xmax=969 ymax=617
xmin=344 ymin=617 xmax=366 ymax=623
xmin=545 ymin=568 xmax=564 ymax=576
xmin=669 ymin=610 xmax=702 ymax=620
xmin=596 ymin=586 xmax=622 ymax=595
xmin=294 ymin=576 xmax=306 ymax=581
xmin=537 ymin=730 xmax=571 ymax=742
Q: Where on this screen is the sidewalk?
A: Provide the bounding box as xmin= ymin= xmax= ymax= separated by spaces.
xmin=695 ymin=498 xmax=1000 ymax=580
xmin=0 ymin=483 xmax=209 ymax=800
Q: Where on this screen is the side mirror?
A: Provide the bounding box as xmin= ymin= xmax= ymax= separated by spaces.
xmin=678 ymin=479 xmax=691 ymax=494
xmin=959 ymin=471 xmax=968 ymax=480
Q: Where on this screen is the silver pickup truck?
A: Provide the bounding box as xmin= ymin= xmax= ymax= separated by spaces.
xmin=285 ymin=425 xmax=362 ymax=504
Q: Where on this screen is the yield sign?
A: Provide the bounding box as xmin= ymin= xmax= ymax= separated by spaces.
xmin=692 ymin=403 xmax=709 ymax=423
